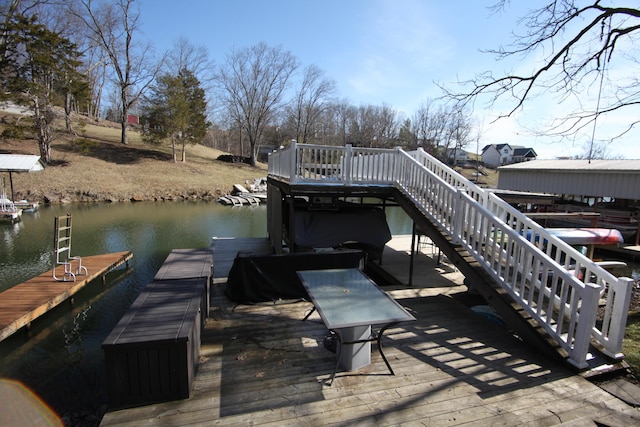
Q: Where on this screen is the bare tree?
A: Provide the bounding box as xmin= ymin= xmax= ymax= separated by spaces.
xmin=165 ymin=37 xmax=214 ymax=86
xmin=350 ymin=105 xmax=375 ymax=147
xmin=81 ymin=44 xmax=108 ymax=120
xmin=73 ymin=0 xmax=164 ymax=144
xmin=287 ymin=64 xmax=335 ymax=144
xmin=60 ymin=2 xmax=108 ymax=121
xmin=445 ymin=1 xmax=640 ymax=147
xmin=215 ymin=42 xmax=298 ymax=166
xmin=374 ymin=104 xmax=400 ymax=148
xmin=574 ymin=140 xmax=624 ymax=160
xmin=327 ymin=99 xmax=354 ymax=146
xmin=412 ymin=99 xmax=448 ymax=154
xmin=442 ymin=108 xmax=473 ymax=163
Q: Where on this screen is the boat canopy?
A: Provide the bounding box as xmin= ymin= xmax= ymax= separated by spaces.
xmin=0 ymin=154 xmax=44 ymax=201
xmin=0 ymin=154 xmax=44 ymax=173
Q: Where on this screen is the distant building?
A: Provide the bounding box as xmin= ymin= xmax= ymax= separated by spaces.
xmin=445 ymin=147 xmax=469 ymax=165
xmin=127 ymin=114 xmax=139 ymax=126
xmin=481 ymin=144 xmax=537 ymax=167
xmin=511 ymin=147 xmax=538 ymax=163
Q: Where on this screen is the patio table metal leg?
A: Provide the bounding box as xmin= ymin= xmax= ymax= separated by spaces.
xmin=376 ymin=322 xmax=400 ymax=375
xmin=327 ymin=322 xmax=400 ymax=385
xmin=303 ymin=306 xmax=316 ymax=321
xmin=329 ymin=329 xmax=344 ymax=386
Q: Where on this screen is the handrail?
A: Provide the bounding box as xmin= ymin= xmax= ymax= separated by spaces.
xmin=267 ymin=142 xmax=634 ymax=367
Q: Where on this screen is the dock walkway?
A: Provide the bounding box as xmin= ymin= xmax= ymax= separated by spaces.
xmin=100 ymin=238 xmax=640 ymax=426
xmin=0 ymin=251 xmax=133 ymax=342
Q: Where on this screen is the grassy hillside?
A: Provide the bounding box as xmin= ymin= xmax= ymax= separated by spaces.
xmin=0 ymin=113 xmax=266 ymax=204
xmin=454 ymin=164 xmax=499 ymax=188
xmin=1 ymin=110 xmax=500 ymax=205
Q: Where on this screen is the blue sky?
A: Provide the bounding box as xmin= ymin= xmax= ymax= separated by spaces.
xmin=137 ymin=0 xmax=638 ymax=160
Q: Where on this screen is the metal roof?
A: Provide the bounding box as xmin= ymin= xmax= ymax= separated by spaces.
xmin=0 ymin=155 xmax=45 ymax=173
xmin=499 ymin=159 xmax=640 ymax=172
xmin=497 ymin=159 xmax=640 ymax=200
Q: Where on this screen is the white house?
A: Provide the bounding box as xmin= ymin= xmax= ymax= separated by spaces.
xmin=445 ymin=147 xmax=469 ymax=165
xmin=482 ymin=144 xmax=537 ymax=167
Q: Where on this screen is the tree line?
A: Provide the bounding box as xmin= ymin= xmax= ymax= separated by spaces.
xmin=0 ymin=0 xmax=475 ymax=166
xmin=2 ymin=1 xmax=638 ymax=165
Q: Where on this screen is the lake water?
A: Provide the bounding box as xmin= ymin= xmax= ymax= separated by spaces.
xmin=0 ymin=201 xmax=414 ymax=423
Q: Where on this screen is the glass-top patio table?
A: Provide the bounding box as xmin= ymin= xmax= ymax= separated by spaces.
xmin=297 ymin=268 xmax=415 ymax=385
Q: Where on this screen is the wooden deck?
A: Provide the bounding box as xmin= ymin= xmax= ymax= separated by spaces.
xmin=0 ymin=251 xmax=133 ymax=342
xmin=100 ymin=239 xmax=640 ymax=426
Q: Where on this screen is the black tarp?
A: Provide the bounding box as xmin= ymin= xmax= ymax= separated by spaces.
xmin=225 ymin=249 xmax=366 ymax=304
xmin=292 ymin=208 xmax=391 ymax=260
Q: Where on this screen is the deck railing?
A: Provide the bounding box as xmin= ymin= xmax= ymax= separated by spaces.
xmin=268 ymin=142 xmax=635 ymax=368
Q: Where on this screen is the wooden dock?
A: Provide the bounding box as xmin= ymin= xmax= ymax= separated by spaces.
xmin=100 ymin=238 xmax=640 ymax=426
xmin=0 ymin=208 xmax=22 ymax=223
xmin=0 ymin=251 xmax=133 ymax=342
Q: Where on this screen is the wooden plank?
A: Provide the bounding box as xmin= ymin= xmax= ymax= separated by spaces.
xmin=100 ymin=238 xmax=640 ymax=426
xmin=101 ymin=282 xmax=640 ymax=426
xmin=0 ymin=251 xmax=133 ymax=342
xmin=103 ymin=279 xmax=205 ymax=346
xmin=153 ymin=248 xmax=212 ymax=323
xmin=154 ymin=248 xmax=212 ymax=281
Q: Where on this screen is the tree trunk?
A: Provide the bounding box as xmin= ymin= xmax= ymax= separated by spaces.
xmin=39 ymin=139 xmax=52 ymax=165
xmin=32 ymin=97 xmax=52 ymax=164
xmin=120 ymin=115 xmax=128 ymax=145
xmin=249 ymin=141 xmax=257 ymax=167
xmin=120 ymin=89 xmax=129 ymax=144
xmin=65 ymin=92 xmax=75 ymax=134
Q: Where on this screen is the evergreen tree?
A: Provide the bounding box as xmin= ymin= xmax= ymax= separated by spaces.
xmin=0 ymin=13 xmax=86 ymax=164
xmin=140 ymin=68 xmax=209 ymax=162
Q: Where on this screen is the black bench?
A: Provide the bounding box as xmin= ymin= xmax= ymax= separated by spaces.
xmin=102 ymin=248 xmax=212 ymax=408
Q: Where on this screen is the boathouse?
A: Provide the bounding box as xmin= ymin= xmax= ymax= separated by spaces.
xmin=497 ymin=159 xmax=640 ymax=201
xmin=265 ymin=142 xmax=634 ymax=371
xmin=497 ymin=159 xmax=640 ymax=244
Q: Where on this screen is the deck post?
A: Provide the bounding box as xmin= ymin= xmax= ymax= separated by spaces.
xmin=601 ymin=277 xmax=634 ymax=359
xmin=395 ymin=147 xmax=405 ymax=182
xmin=344 ymin=144 xmax=352 ymax=185
xmin=289 ymin=140 xmax=298 ymax=184
xmin=451 ymin=189 xmax=465 ymax=245
xmin=568 ymin=283 xmax=600 ymax=369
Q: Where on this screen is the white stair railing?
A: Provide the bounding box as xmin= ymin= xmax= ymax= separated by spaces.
xmin=267 ymin=143 xmax=635 ymax=367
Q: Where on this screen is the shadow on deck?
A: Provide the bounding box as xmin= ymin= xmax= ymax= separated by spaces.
xmin=100 ymin=238 xmax=640 ymax=426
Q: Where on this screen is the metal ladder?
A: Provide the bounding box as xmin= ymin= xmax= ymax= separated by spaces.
xmin=52 ymin=214 xmax=87 ymax=281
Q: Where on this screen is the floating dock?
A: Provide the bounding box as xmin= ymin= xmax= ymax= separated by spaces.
xmin=0 ymin=208 xmax=22 ymax=223
xmin=0 ymin=251 xmax=133 ymax=342
xmin=218 ymin=193 xmax=266 ymax=206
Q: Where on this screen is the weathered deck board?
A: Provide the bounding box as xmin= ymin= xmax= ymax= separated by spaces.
xmin=154 ymin=248 xmax=213 ymax=281
xmin=100 ymin=238 xmax=640 ymax=426
xmin=0 ymin=251 xmax=133 ymax=342
xmin=210 ymin=237 xmax=272 ymax=282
